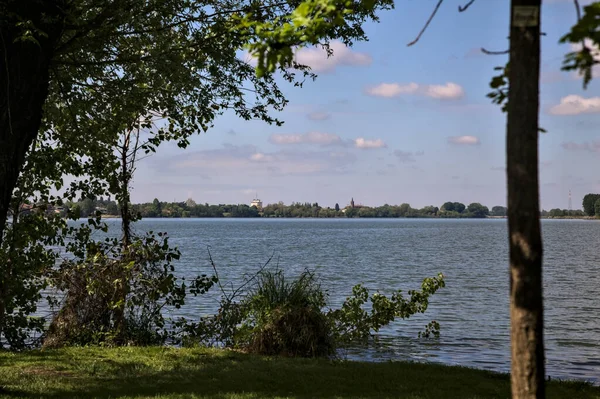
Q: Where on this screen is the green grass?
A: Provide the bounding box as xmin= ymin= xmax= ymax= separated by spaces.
xmin=0 ymin=347 xmax=597 ymax=399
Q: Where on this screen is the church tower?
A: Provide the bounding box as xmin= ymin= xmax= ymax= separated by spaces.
xmin=351 ymin=197 xmax=355 ymax=208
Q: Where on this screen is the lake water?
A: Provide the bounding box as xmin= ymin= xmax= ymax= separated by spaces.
xmin=93 ymin=218 xmax=600 ymax=382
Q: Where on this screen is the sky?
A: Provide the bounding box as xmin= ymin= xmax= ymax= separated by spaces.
xmin=131 ymin=0 xmax=600 ymax=210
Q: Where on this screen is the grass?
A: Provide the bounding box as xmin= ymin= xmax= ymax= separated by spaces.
xmin=0 ymin=347 xmax=597 ymax=399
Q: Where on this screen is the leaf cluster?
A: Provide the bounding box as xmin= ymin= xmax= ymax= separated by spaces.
xmin=328 ymin=273 xmax=445 ymax=344
xmin=560 ymin=2 xmax=600 ymax=88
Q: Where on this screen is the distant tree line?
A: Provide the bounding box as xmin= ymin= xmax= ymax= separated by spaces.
xmin=63 ymin=197 xmax=598 ymax=219
xmin=131 ymin=198 xmax=260 ymax=218
xmin=64 ymin=197 xmax=119 ymax=218
xmin=129 ymin=200 xmax=499 ymax=219
xmin=541 ymin=209 xmax=586 ymax=218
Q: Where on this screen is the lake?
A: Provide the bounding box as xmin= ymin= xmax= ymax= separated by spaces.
xmin=93 ymin=218 xmax=600 ymax=382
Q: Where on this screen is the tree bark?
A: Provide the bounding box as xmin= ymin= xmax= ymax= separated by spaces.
xmin=507 ymin=1 xmax=545 ymax=398
xmin=0 ymin=1 xmax=65 ymax=246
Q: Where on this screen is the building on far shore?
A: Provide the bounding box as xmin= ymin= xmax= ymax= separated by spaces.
xmin=250 ymin=197 xmax=263 ymax=209
xmin=342 ymin=197 xmax=366 ymax=213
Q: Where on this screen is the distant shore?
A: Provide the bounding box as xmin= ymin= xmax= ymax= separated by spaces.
xmin=98 ymin=214 xmax=597 ymax=220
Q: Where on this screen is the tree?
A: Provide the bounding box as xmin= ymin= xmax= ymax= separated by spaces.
xmin=506 ymin=1 xmax=544 ymax=397
xmin=595 ymin=199 xmax=600 ymax=218
xmin=441 ymin=202 xmax=455 ymax=212
xmin=548 ymin=209 xmax=565 ymax=218
xmin=0 ymin=0 xmax=390 ymax=251
xmin=491 ymin=206 xmax=507 ymax=217
xmin=466 ymin=203 xmax=489 ymax=218
xmin=106 ymin=202 xmax=118 ymax=216
xmin=582 ymin=194 xmax=600 ymax=216
xmin=453 ymin=202 xmax=466 ymax=214
xmin=398 ymin=203 xmax=411 ymax=217
xmin=80 ymin=198 xmax=96 ymax=218
xmin=0 ymin=2 xmax=66 ymax=247
xmin=420 ymin=206 xmax=438 ymax=216
xmin=152 ymin=199 xmax=162 ymax=218
xmin=335 ymin=203 xmax=340 ymax=212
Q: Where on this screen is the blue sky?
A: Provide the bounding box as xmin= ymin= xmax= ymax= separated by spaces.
xmin=132 ymin=0 xmax=600 ymax=210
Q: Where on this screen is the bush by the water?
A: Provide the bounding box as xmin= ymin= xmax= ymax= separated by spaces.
xmin=235 ymin=269 xmax=334 ymax=357
xmin=43 ymin=232 xmax=215 ymax=348
xmin=179 ymin=267 xmax=445 ymax=357
xmin=38 ymin=226 xmax=444 ymax=358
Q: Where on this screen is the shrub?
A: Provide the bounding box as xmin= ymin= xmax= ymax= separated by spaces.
xmin=180 ymin=264 xmax=445 ymax=358
xmin=236 ymin=269 xmax=334 ymax=357
xmin=43 ymin=232 xmax=201 ymax=348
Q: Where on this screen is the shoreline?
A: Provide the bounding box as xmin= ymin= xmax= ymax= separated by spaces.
xmin=98 ymin=215 xmax=598 ymax=220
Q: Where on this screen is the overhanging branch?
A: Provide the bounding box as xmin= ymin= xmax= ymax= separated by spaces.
xmin=482 ymin=47 xmax=509 ymax=55
xmin=458 ymin=0 xmax=476 ymax=12
xmin=407 ymin=0 xmax=444 ymax=47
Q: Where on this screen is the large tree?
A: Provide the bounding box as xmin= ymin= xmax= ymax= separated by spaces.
xmin=0 ymin=1 xmax=66 ymax=246
xmin=506 ymin=1 xmax=544 ymax=397
xmin=0 ymin=0 xmax=392 ymax=348
xmin=0 ymin=0 xmax=392 ymax=247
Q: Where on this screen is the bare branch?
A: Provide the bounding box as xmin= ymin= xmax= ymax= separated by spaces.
xmin=574 ymin=0 xmax=582 ymax=21
xmin=207 ymin=246 xmax=227 ymax=297
xmin=231 ymin=253 xmax=275 ymax=298
xmin=458 ymin=0 xmax=476 ymax=12
xmin=481 ymin=47 xmax=509 ymax=55
xmin=407 ymin=0 xmax=445 ymax=47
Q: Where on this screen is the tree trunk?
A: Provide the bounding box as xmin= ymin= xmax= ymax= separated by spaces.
xmin=114 ymin=129 xmax=137 ymax=342
xmin=506 ymin=1 xmax=545 ymax=398
xmin=0 ymin=1 xmax=65 ymax=246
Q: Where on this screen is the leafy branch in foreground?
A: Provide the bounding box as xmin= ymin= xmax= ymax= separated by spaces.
xmin=328 ymin=273 xmax=445 ymax=344
xmin=560 ymin=1 xmax=600 ymax=88
xmin=177 ymin=259 xmax=445 ymax=357
xmin=236 ymin=0 xmax=394 ymax=76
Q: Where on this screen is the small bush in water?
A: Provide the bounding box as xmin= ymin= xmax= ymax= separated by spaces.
xmin=198 ymin=268 xmax=445 ymax=357
xmin=236 ymin=269 xmax=334 ymax=357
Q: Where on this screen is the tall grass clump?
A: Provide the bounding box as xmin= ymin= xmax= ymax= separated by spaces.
xmin=236 ymin=269 xmax=334 ymax=357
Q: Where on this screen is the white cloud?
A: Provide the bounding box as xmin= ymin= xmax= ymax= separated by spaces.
xmin=364 ymin=83 xmax=419 ymax=98
xmin=239 ymin=40 xmax=370 ymax=74
xmin=294 ymin=41 xmax=371 ymax=73
xmin=354 ymin=138 xmax=387 ymax=149
xmin=365 ymin=82 xmax=464 ymax=100
xmin=307 ymin=111 xmax=331 ymax=121
xmin=270 ymin=132 xmax=343 ymax=146
xmin=423 ymin=83 xmax=465 ymax=99
xmin=448 ymin=136 xmax=480 ymax=145
xmin=164 ymin=144 xmax=356 ymax=177
xmin=549 ymin=95 xmax=600 ymax=115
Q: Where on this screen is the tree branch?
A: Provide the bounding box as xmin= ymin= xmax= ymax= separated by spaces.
xmin=574 ymin=0 xmax=581 ymax=21
xmin=482 ymin=47 xmax=509 ymax=55
xmin=458 ymin=0 xmax=476 ymax=12
xmin=407 ymin=0 xmax=445 ymax=47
